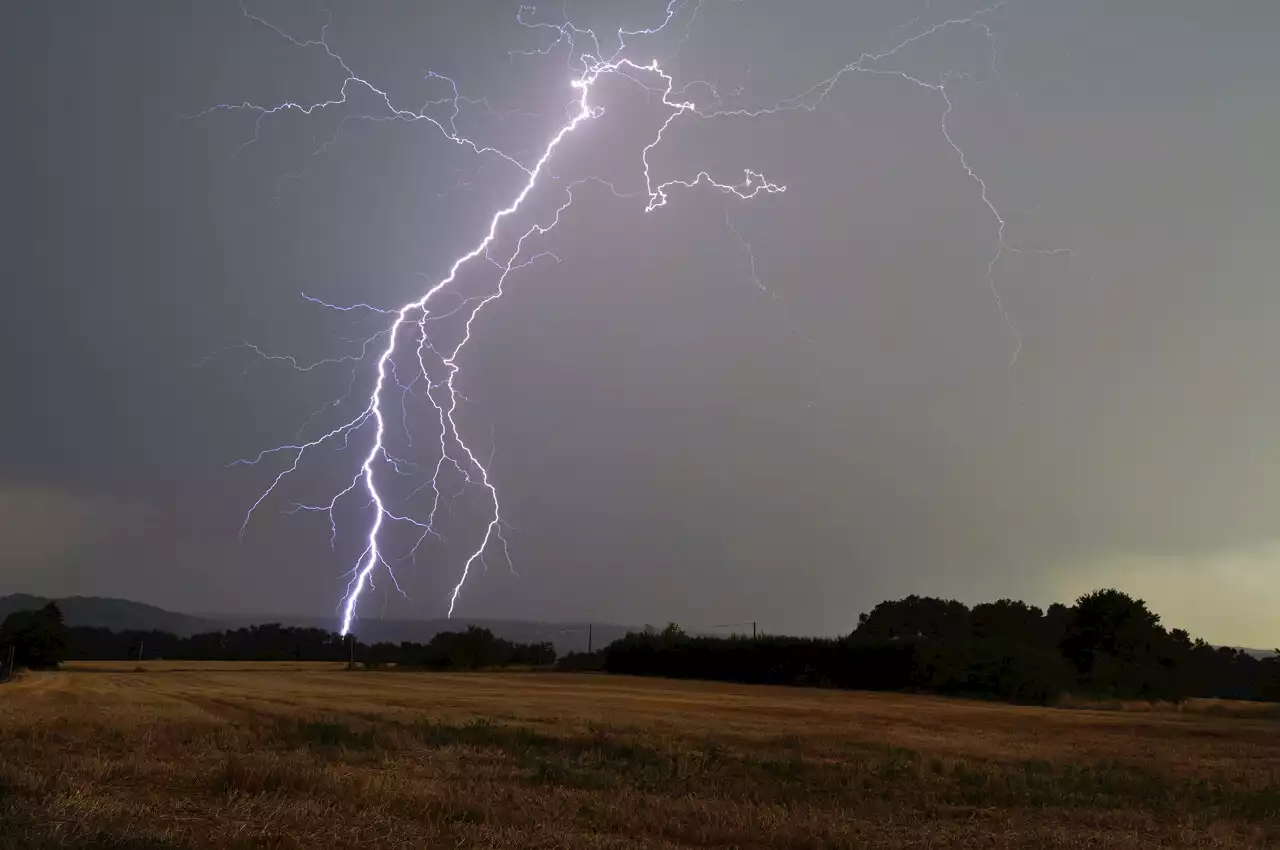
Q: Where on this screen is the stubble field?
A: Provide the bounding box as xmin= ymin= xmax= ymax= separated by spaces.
xmin=1 ymin=662 xmax=1277 ymax=848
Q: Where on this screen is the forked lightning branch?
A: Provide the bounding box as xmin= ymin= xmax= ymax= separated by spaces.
xmin=203 ymin=1 xmax=1043 ymax=635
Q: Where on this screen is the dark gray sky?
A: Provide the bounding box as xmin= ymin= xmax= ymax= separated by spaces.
xmin=3 ymin=1 xmax=1277 ymax=645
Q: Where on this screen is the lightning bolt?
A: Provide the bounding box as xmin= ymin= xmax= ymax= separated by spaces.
xmin=203 ymin=0 xmax=1069 ymax=635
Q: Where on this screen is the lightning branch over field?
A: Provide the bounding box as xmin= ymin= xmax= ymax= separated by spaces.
xmin=205 ymin=0 xmax=1062 ymax=635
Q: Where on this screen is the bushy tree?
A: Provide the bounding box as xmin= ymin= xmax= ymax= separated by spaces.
xmin=1060 ymin=589 xmax=1177 ymax=699
xmin=913 ymin=639 xmax=1072 ymax=704
xmin=1 ymin=602 xmax=69 ymax=670
xmin=970 ymin=599 xmax=1044 ymax=643
xmin=854 ymin=595 xmax=971 ymax=641
xmin=420 ymin=626 xmax=555 ymax=669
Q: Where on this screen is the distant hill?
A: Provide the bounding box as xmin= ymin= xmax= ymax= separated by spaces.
xmin=0 ymin=594 xmax=226 ymax=637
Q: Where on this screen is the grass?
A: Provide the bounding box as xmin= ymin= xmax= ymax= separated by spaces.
xmin=2 ymin=664 xmax=1277 ymax=848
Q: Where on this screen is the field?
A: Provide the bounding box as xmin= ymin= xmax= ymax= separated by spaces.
xmin=2 ymin=663 xmax=1277 ymax=848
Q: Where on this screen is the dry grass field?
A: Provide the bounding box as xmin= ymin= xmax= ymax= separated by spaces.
xmin=2 ymin=663 xmax=1278 ymax=848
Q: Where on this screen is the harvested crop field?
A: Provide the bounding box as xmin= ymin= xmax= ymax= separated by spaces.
xmin=2 ymin=662 xmax=1277 ymax=848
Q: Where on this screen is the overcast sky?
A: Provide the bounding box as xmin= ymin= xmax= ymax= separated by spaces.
xmin=3 ymin=1 xmax=1277 ymax=646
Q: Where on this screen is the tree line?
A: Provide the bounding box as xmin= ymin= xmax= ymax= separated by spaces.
xmin=568 ymin=590 xmax=1280 ymax=704
xmin=0 ymin=605 xmax=555 ymax=672
xmin=6 ymin=590 xmax=1279 ymax=705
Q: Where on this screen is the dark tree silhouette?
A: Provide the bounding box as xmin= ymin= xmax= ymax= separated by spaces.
xmin=1059 ymin=589 xmax=1174 ymax=698
xmin=855 ymin=595 xmax=971 ymax=641
xmin=1 ymin=602 xmax=69 ymax=670
xmin=971 ymin=599 xmax=1044 ymax=643
xmin=603 ymin=590 xmax=1280 ymax=705
xmin=419 ymin=626 xmax=555 ymax=669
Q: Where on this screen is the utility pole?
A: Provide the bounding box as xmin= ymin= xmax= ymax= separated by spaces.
xmin=347 ymin=635 xmax=355 ymax=670
xmin=587 ymin=623 xmax=593 ymax=654
xmin=752 ymin=621 xmax=757 ymax=639
xmin=137 ymin=640 xmax=144 ymax=663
